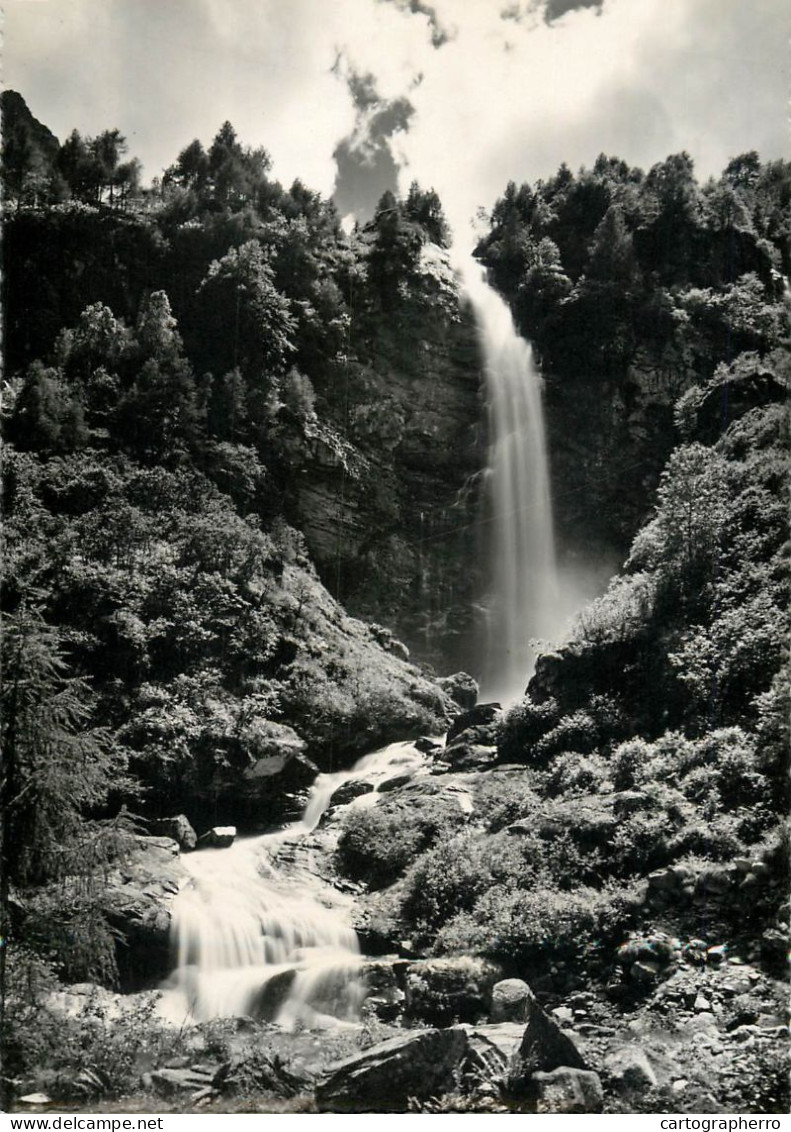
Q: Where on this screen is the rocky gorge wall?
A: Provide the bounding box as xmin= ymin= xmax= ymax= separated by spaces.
xmin=295 ymin=245 xmax=487 ymax=676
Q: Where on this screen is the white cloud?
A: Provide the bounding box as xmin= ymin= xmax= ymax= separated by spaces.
xmin=3 ymin=0 xmax=787 ymax=234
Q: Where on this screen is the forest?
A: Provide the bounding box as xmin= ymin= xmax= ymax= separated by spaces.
xmin=1 ymin=88 xmax=789 ymax=1114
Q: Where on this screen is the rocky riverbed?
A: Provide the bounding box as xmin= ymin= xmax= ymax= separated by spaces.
xmin=17 ymin=726 xmax=788 ymax=1115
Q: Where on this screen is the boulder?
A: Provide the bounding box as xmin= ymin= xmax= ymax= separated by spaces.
xmin=330 ymin=779 xmax=374 ymax=807
xmin=377 ymin=774 xmax=413 ymax=793
xmin=491 ymin=979 xmax=532 ymax=1023
xmin=148 ymin=814 xmax=197 ymax=851
xmin=446 ymin=702 xmax=502 ymax=744
xmin=183 ymin=721 xmax=318 ymax=827
xmin=105 ymin=835 xmax=186 ymax=991
xmin=760 ymin=928 xmax=789 ymax=976
xmin=444 ymin=742 xmax=498 ymax=770
xmin=510 ymin=985 xmax=588 ymax=1088
xmin=536 ymin=797 xmax=617 ymax=846
xmin=315 ymin=1027 xmax=469 ymax=1112
xmin=198 ymin=826 xmax=236 ymax=848
xmin=414 ymin=736 xmax=442 ymax=754
xmin=613 ymin=791 xmax=651 ymax=817
xmin=360 ymin=959 xmax=409 ymax=1022
xmin=632 ymin=960 xmax=662 ymax=984
xmin=437 ymin=672 xmax=479 ymax=711
xmin=604 ymin=1046 xmax=658 ymax=1092
xmin=552 ymin=1006 xmax=574 ymax=1025
xmin=225 ymin=1052 xmax=313 ymax=1098
xmin=506 ymin=820 xmax=534 ymax=837
xmin=405 ymin=956 xmax=502 ymax=1026
xmin=462 ymin=1022 xmax=525 ymax=1080
xmin=530 ymin=1067 xmax=603 ymax=1114
xmin=150 ymin=1063 xmax=225 ymax=1096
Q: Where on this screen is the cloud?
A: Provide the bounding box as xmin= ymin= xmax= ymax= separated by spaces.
xmin=3 ymin=0 xmax=787 ymax=245
xmin=503 ymin=0 xmax=605 ymax=27
xmin=387 ymin=0 xmax=789 ymax=245
xmin=376 ymin=0 xmax=455 ymax=47
xmin=332 ymin=60 xmax=415 ymax=218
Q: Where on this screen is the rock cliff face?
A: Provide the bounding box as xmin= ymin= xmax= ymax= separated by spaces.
xmin=542 ymin=347 xmax=691 ymax=571
xmin=296 ymin=247 xmax=487 ymax=675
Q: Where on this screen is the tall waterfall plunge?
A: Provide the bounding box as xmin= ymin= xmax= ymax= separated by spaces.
xmin=460 ymin=259 xmax=561 ymax=703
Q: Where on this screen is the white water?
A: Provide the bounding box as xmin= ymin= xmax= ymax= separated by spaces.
xmin=158 ymin=740 xmax=429 ymax=1029
xmin=460 ymin=259 xmax=562 ymax=704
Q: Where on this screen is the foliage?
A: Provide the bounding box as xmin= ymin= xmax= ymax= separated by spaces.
xmin=477 ymin=150 xmax=790 ymax=550
xmin=434 ymin=881 xmax=634 ymax=972
xmin=0 ymin=605 xmax=130 ymax=887
xmin=336 ymin=791 xmax=466 ymax=888
xmin=2 ymin=958 xmax=188 ymax=1101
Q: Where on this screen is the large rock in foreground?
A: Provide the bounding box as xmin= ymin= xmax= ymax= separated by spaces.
xmin=315 ymin=1027 xmax=469 ymax=1112
xmin=509 ymin=985 xmax=588 ymax=1090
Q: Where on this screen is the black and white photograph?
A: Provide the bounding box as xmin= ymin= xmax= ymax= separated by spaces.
xmin=1 ymin=0 xmax=789 ymax=1119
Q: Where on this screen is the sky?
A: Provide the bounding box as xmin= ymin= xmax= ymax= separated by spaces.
xmin=4 ymin=0 xmax=788 ymax=242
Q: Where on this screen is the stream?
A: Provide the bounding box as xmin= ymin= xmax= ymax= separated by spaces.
xmin=157 ymin=741 xmax=430 ymax=1029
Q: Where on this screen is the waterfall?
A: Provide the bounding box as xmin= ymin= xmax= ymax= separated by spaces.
xmin=460 ymin=259 xmax=560 ymax=703
xmin=157 ymin=741 xmax=428 ymax=1029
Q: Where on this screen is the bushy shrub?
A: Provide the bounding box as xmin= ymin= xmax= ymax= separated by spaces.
xmin=543 ymin=751 xmax=612 ymax=797
xmin=610 ymin=782 xmax=691 ymax=874
xmin=571 ymin=573 xmax=657 ymax=647
xmin=434 ymin=882 xmax=634 ymax=971
xmin=497 ymin=696 xmax=560 ymax=763
xmin=336 ymin=792 xmax=466 ymax=888
xmin=3 ymin=954 xmax=187 ymax=1102
xmin=533 ymin=709 xmax=600 ymax=760
xmin=399 ymin=830 xmax=531 ymax=940
xmin=610 ymin=737 xmax=656 ymax=790
xmin=471 ymin=773 xmax=542 ymax=833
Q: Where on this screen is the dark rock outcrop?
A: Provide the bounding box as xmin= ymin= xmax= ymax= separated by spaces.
xmin=147 ymin=814 xmax=197 ymax=852
xmin=315 ymin=1027 xmax=469 ymax=1113
xmin=296 ymin=248 xmax=487 ymax=675
xmin=446 ymin=702 xmax=502 ymax=744
xmin=438 ymin=671 xmax=479 ymax=711
xmin=604 ymin=1046 xmax=658 ymax=1093
xmin=105 ymin=836 xmax=186 ymax=991
xmin=197 ymin=826 xmax=236 ymax=848
xmin=404 ymin=956 xmax=503 ymax=1026
xmin=510 ymin=985 xmax=588 ymax=1085
xmin=444 ymin=742 xmax=498 ymax=770
xmin=330 ymin=780 xmax=375 ymax=807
